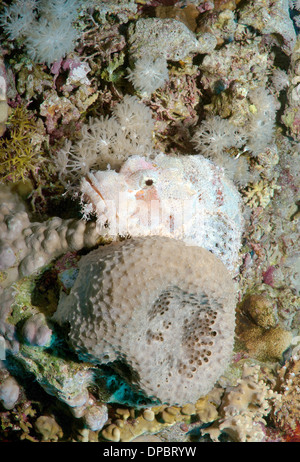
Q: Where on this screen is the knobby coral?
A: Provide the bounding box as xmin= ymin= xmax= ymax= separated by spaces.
xmin=0 ymin=185 xmax=100 ymax=293
xmin=53 ymin=236 xmax=237 ymax=405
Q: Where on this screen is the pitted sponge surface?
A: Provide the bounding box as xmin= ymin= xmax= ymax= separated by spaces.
xmin=54 ymin=237 xmax=236 ymax=405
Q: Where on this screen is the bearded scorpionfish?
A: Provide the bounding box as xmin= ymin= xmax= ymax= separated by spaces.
xmin=80 ymin=152 xmax=243 ymax=272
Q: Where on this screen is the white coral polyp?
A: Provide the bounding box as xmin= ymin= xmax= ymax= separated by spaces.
xmin=0 ymin=0 xmax=80 ymax=65
xmin=112 ymin=95 xmax=154 ymax=133
xmin=127 ymin=56 xmax=169 ymax=95
xmin=25 ymin=18 xmax=78 ymax=66
xmin=56 ymin=96 xmax=155 ymax=177
xmin=193 ymin=116 xmax=246 ymax=158
xmin=0 ymin=0 xmax=37 ymax=40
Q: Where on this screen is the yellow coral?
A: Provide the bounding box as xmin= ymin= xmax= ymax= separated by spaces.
xmin=101 ymin=400 xmax=203 ymax=442
xmin=243 ymin=179 xmax=281 ymax=208
xmin=195 ymin=388 xmax=223 ymax=423
xmin=0 ymin=105 xmax=46 ymax=183
xmin=34 ymin=415 xmax=63 ymax=442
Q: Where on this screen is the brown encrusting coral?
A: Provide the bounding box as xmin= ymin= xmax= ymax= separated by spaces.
xmin=236 ymin=293 xmax=293 ymax=362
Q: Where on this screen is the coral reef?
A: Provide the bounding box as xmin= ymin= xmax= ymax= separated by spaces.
xmin=0 ymin=0 xmax=298 ymax=443
xmin=0 ymin=275 xmax=101 ymax=427
xmin=101 ymin=404 xmax=193 ymax=442
xmin=100 ymin=387 xmax=223 ymax=442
